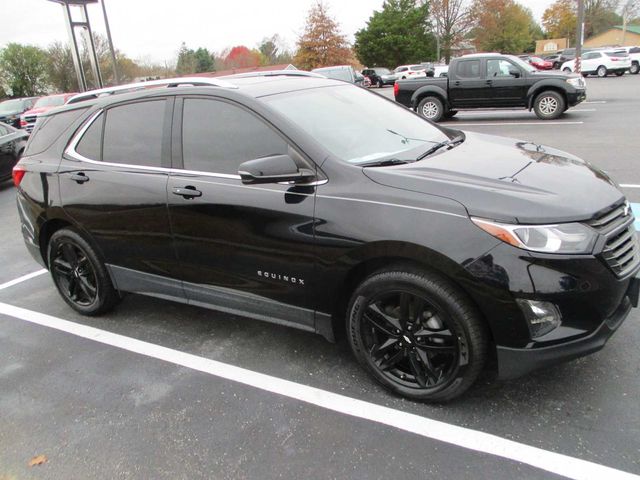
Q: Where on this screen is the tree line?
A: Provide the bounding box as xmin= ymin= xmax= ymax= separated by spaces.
xmin=1 ymin=0 xmax=638 ymax=99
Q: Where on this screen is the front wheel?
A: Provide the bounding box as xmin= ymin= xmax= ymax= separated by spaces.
xmin=597 ymin=65 xmax=608 ymax=77
xmin=417 ymin=96 xmax=445 ymax=122
xmin=533 ymin=91 xmax=565 ymax=120
xmin=563 ymin=67 xmax=571 ymax=73
xmin=378 ymin=79 xmax=384 ymax=88
xmin=48 ymin=228 xmax=121 ymax=315
xmin=346 ymin=268 xmax=489 ymax=402
xmin=630 ymin=62 xmax=639 ymax=75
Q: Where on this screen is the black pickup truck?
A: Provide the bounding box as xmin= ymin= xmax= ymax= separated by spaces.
xmin=394 ymin=53 xmax=587 ymax=122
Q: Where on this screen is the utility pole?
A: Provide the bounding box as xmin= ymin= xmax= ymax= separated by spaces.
xmin=574 ymin=0 xmax=585 ymax=73
xmin=101 ymin=0 xmax=119 ymax=85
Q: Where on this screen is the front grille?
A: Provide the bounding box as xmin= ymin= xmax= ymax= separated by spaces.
xmin=23 ymin=115 xmax=37 ymax=124
xmin=588 ymin=203 xmax=640 ymax=277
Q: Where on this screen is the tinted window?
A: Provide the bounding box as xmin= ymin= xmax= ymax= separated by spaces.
xmin=630 ymin=47 xmax=640 ymax=54
xmin=75 ymin=113 xmax=103 ymax=160
xmin=487 ymin=59 xmax=515 ymax=77
xmin=182 ymin=99 xmax=287 ymax=175
xmin=103 ymin=100 xmax=165 ymax=167
xmin=456 ymin=60 xmax=480 ymax=78
xmin=24 ymin=108 xmax=88 ymax=156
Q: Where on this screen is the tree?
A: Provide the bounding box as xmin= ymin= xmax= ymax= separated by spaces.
xmin=355 ymin=0 xmax=435 ymax=68
xmin=194 ymin=47 xmax=215 ymax=73
xmin=294 ymin=1 xmax=352 ymax=70
xmin=47 ymin=41 xmax=79 ymax=93
xmin=585 ymin=0 xmax=622 ymax=37
xmin=430 ymin=0 xmax=472 ymax=63
xmin=259 ymin=35 xmax=280 ymax=64
xmin=224 ymin=46 xmax=263 ymax=69
xmin=176 ymin=42 xmax=197 ymax=75
xmin=620 ymin=0 xmax=640 ymax=42
xmin=542 ymin=0 xmax=576 ymax=44
xmin=0 ymin=43 xmax=49 ymax=97
xmin=470 ymin=0 xmax=537 ymax=53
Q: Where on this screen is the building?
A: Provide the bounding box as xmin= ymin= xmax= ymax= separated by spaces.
xmin=584 ymin=25 xmax=640 ymax=48
xmin=535 ymin=38 xmax=569 ymax=55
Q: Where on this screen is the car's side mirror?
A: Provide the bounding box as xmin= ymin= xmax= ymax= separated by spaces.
xmin=354 ymin=73 xmax=365 ymax=83
xmin=509 ymin=67 xmax=521 ymax=78
xmin=238 ymin=154 xmax=315 ymax=185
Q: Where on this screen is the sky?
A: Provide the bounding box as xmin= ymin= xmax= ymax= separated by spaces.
xmin=1 ymin=0 xmax=555 ymax=65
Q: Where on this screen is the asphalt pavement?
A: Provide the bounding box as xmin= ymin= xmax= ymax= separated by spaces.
xmin=1 ymin=74 xmax=639 ymax=480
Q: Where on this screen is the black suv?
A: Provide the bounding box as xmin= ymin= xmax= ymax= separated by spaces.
xmin=14 ymin=75 xmax=639 ymax=401
xmin=0 ymin=97 xmax=37 ymax=128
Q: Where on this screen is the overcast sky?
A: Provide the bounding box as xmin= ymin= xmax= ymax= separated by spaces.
xmin=1 ymin=0 xmax=555 ymax=65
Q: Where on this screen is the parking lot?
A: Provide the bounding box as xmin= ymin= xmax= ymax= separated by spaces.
xmin=1 ymin=74 xmax=639 ymax=479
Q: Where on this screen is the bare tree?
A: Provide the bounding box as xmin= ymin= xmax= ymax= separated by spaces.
xmin=620 ymin=0 xmax=640 ymax=43
xmin=430 ymin=0 xmax=472 ymax=63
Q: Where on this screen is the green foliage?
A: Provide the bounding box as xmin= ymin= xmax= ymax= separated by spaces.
xmin=0 ymin=43 xmax=49 ymax=97
xmin=176 ymin=42 xmax=197 ymax=75
xmin=194 ymin=48 xmax=215 ymax=73
xmin=354 ymin=0 xmax=436 ymax=68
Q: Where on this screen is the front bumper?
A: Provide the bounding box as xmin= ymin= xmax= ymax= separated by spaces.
xmin=497 ymin=278 xmax=638 ymax=379
xmin=567 ymin=89 xmax=587 ymax=106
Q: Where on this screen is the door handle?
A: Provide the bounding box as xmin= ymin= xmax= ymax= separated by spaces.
xmin=172 ymin=186 xmax=202 ymax=199
xmin=454 ymin=81 xmax=461 ymax=86
xmin=485 ymin=79 xmax=493 ymax=85
xmin=70 ymin=172 xmax=89 ymax=184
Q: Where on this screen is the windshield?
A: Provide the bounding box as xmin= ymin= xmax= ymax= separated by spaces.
xmin=34 ymin=96 xmax=66 ymax=108
xmin=506 ymin=55 xmax=536 ymax=73
xmin=0 ymin=99 xmax=26 ymax=114
xmin=263 ymin=85 xmax=449 ymax=164
xmin=375 ymin=68 xmax=391 ymax=75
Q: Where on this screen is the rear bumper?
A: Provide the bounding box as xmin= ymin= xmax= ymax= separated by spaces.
xmin=496 ymin=277 xmax=638 ymax=379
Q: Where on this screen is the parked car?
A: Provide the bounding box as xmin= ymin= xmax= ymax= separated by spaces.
xmin=0 ymin=97 xmax=38 ymax=129
xmin=0 ymin=122 xmax=28 ymax=181
xmin=20 ymin=92 xmax=77 ymax=133
xmin=13 ymin=74 xmax=639 ymax=401
xmin=433 ymin=64 xmax=449 ymax=77
xmin=543 ymin=53 xmax=562 ymax=68
xmin=393 ymin=64 xmax=429 ymax=80
xmin=561 ymin=50 xmax=631 ymax=77
xmin=519 ymin=55 xmax=553 ymax=70
xmin=362 ymin=67 xmax=395 ymax=87
xmin=311 ymin=65 xmax=365 ymax=86
xmin=613 ymin=46 xmax=640 ymax=74
xmin=395 ymin=53 xmax=586 ymax=122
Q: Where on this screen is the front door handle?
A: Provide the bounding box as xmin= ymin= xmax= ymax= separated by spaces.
xmin=70 ymin=172 xmax=89 ymax=184
xmin=172 ymin=186 xmax=202 ymax=199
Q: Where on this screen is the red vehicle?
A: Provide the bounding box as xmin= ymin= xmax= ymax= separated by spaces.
xmin=519 ymin=55 xmax=553 ymax=70
xmin=20 ymin=93 xmax=77 ymax=133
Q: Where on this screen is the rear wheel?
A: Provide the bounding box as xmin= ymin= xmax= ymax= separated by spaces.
xmin=630 ymin=62 xmax=639 ymax=75
xmin=48 ymin=228 xmax=120 ymax=315
xmin=417 ymin=96 xmax=445 ymax=122
xmin=597 ymin=65 xmax=608 ymax=77
xmin=563 ymin=67 xmax=571 ymax=73
xmin=533 ymin=91 xmax=565 ymax=120
xmin=346 ymin=268 xmax=489 ymax=402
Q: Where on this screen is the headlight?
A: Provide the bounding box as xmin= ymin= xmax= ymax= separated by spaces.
xmin=566 ymin=77 xmax=584 ymax=88
xmin=471 ymin=217 xmax=597 ymax=254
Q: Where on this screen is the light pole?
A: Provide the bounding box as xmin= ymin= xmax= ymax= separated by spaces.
xmin=574 ymin=0 xmax=585 ymax=73
xmin=48 ymin=0 xmax=119 ymax=91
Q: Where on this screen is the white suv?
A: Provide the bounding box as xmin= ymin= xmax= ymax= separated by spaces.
xmin=561 ymin=50 xmax=631 ymax=77
xmin=392 ymin=65 xmax=427 ymax=80
xmin=615 ymin=46 xmax=640 ymax=74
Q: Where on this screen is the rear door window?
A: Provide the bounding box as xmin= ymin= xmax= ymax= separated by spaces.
xmin=102 ymin=100 xmax=165 ymax=167
xmin=456 ymin=60 xmax=480 ymax=78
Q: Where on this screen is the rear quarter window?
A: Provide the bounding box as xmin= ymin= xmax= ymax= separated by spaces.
xmin=24 ymin=107 xmax=88 ymax=156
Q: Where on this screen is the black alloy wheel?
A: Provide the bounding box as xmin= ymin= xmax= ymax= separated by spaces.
xmin=347 ymin=269 xmax=488 ymax=402
xmin=48 ymin=228 xmax=120 ymax=315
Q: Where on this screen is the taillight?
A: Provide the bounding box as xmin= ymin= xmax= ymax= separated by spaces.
xmin=12 ymin=165 xmax=26 ymax=187
xmin=20 ymin=119 xmax=27 ymax=127
xmin=393 ymin=81 xmax=399 ymax=97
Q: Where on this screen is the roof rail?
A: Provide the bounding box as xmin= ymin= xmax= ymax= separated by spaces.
xmin=218 ymin=70 xmax=325 ymax=79
xmin=66 ymin=77 xmax=238 ymax=105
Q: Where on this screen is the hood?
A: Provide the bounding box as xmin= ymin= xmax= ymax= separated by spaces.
xmin=529 ymin=70 xmax=579 ymax=81
xmin=363 ymin=131 xmax=623 ymax=224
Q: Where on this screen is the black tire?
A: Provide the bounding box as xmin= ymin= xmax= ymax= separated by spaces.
xmin=417 ymin=96 xmax=445 ymax=122
xmin=533 ymin=90 xmax=565 ymax=120
xmin=631 ymin=62 xmax=639 ymax=75
xmin=346 ymin=267 xmax=489 ymax=402
xmin=582 ymin=72 xmax=589 ymax=77
xmin=596 ymin=65 xmax=607 ymax=77
xmin=614 ymin=70 xmax=624 ymax=76
xmin=563 ymin=67 xmax=571 ymax=73
xmin=377 ymin=79 xmax=384 ymax=88
xmin=48 ymin=227 xmax=120 ymax=316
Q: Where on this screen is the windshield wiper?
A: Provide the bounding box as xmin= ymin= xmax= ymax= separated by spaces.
xmin=415 ymin=134 xmax=465 ymax=161
xmin=358 ymin=158 xmax=411 ymax=167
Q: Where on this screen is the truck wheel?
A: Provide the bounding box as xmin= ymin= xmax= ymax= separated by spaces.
xmin=615 ymin=70 xmax=624 ymax=76
xmin=631 ymin=62 xmax=639 ymax=75
xmin=417 ymin=96 xmax=444 ymax=122
xmin=533 ymin=91 xmax=565 ymax=120
xmin=597 ymin=65 xmax=608 ymax=77
xmin=346 ymin=267 xmax=489 ymax=402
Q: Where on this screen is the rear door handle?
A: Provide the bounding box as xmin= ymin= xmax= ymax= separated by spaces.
xmin=485 ymin=79 xmax=493 ymax=85
xmin=70 ymin=173 xmax=89 ymax=184
xmin=454 ymin=81 xmax=461 ymax=86
xmin=172 ymin=186 xmax=202 ymax=199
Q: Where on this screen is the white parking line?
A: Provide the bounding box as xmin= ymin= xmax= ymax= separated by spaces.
xmin=443 ymin=121 xmax=584 ymax=126
xmin=0 ymin=269 xmax=47 ymax=290
xmin=584 ymin=101 xmax=607 ymax=104
xmin=456 ymin=109 xmax=596 ymax=115
xmin=620 ymin=184 xmax=640 ymax=188
xmin=0 ymin=301 xmax=637 ymax=480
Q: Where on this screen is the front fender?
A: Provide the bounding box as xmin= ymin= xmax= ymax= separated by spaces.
xmin=526 ymin=80 xmax=569 ymax=109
